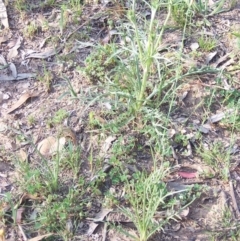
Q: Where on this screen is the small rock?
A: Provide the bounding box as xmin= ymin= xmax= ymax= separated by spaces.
xmin=190 ymin=42 xmax=199 ymax=51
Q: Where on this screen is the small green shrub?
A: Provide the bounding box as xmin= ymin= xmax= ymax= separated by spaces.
xmin=82 ymin=44 xmax=119 ymax=83
xmin=171 ymin=0 xmax=190 ymax=27
xmin=48 ymin=109 xmax=68 ymax=126
xmin=198 ymin=35 xmax=217 ymax=51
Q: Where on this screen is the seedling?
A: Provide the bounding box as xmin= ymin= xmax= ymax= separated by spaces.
xmin=24 ymin=22 xmax=38 ymax=39
xmin=174 ymin=133 xmax=189 ymax=147
xmin=37 ymin=67 xmax=54 ymax=91
xmin=82 ymin=44 xmax=119 ymax=83
xmin=60 ymin=143 xmax=81 ymax=179
xmin=27 ymin=115 xmax=36 ymax=125
xmin=50 ymin=109 xmax=68 ymax=125
xmin=14 ymin=0 xmax=28 ymax=12
xmin=171 ymin=0 xmax=190 ymax=27
xmin=198 ymin=35 xmax=217 ymax=51
xmin=0 ymin=193 xmax=18 ymax=225
xmin=69 ymin=0 xmax=82 ymax=16
xmin=41 ymin=0 xmax=56 ymax=8
xmin=197 ymin=141 xmax=231 ymax=181
xmin=59 ymin=5 xmax=68 ymax=35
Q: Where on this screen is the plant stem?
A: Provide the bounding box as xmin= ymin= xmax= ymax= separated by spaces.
xmin=135 ymin=6 xmax=157 ymax=111
xmin=135 ymin=1 xmax=172 ymax=112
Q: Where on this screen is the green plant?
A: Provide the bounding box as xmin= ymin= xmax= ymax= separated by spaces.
xmin=207 ymin=207 xmax=240 ymax=240
xmin=120 ymin=163 xmax=186 ymax=241
xmin=197 ymin=141 xmax=231 ymax=181
xmin=41 ymin=19 xmax=49 ymax=32
xmin=103 ymin=191 xmax=119 ymax=208
xmin=28 ymin=115 xmax=36 ymax=125
xmin=0 ymin=193 xmax=18 ymax=225
xmin=198 ymin=35 xmax=217 ymax=51
xmin=59 ymin=76 xmax=78 ymax=98
xmin=24 ymin=22 xmax=38 ymax=39
xmin=17 ymin=153 xmax=60 ymax=194
xmin=60 ymin=143 xmax=81 ymax=179
xmin=171 ymin=0 xmax=191 ymax=27
xmin=174 ymin=133 xmax=188 ymax=147
xmin=37 ymin=67 xmax=54 ymax=91
xmin=41 ymin=0 xmax=56 ymax=8
xmin=59 ymin=5 xmax=68 ymax=35
xmin=191 ymin=0 xmax=236 ymax=18
xmin=69 ymin=0 xmax=82 ymax=15
xmin=14 ymin=135 xmax=67 ymax=194
xmin=177 ymin=184 xmax=204 ymax=206
xmin=14 ymin=0 xmax=28 ymax=12
xmin=35 ymin=188 xmax=86 ymax=235
xmin=49 ymin=109 xmax=69 ymax=126
xmin=125 ymin=0 xmax=174 ymax=112
xmin=82 ymin=43 xmax=119 ymax=83
xmin=17 ymin=162 xmax=44 ymax=194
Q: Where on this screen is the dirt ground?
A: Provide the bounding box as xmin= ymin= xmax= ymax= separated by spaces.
xmin=1 ymin=1 xmax=240 ymax=241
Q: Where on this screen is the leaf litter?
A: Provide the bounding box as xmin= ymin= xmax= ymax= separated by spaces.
xmin=0 ymin=0 xmax=9 ymax=29
xmin=0 ymin=1 xmax=240 ymax=241
xmin=6 ymin=92 xmax=39 ymax=114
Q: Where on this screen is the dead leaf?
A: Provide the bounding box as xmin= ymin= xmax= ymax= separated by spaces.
xmin=28 ymin=233 xmax=53 ymax=241
xmin=102 ymin=222 xmax=108 ymax=241
xmin=87 ymin=209 xmax=112 ymax=235
xmin=219 ymin=58 xmax=235 ymax=70
xmin=0 ymin=35 xmax=9 ymax=44
xmin=0 ymin=54 xmax=7 ymax=65
xmin=16 ymin=73 xmax=36 ymax=80
xmin=4 ymin=72 xmax=27 ymax=80
xmin=178 ymin=171 xmax=197 ymax=179
xmin=7 ymin=39 xmax=16 ymax=48
xmin=50 ymin=137 xmax=66 ymax=155
xmin=205 ymin=51 xmax=217 ymax=65
xmin=99 ymin=136 xmax=116 ymax=158
xmin=9 ymin=63 xmax=17 ymax=79
xmin=208 ymin=109 xmax=234 ymax=123
xmin=0 ymin=75 xmax=15 ymax=81
xmin=184 ymin=164 xmax=215 ymax=178
xmin=198 ymin=123 xmax=212 ymax=134
xmin=37 ymin=136 xmax=65 ymax=156
xmin=0 ymin=92 xmax=3 ymax=103
xmin=167 ymin=182 xmax=193 ymax=192
xmin=18 ymin=225 xmax=27 ymax=241
xmin=16 ymin=207 xmax=25 ymax=224
xmin=213 ymin=53 xmax=231 ymax=68
xmin=0 ymin=0 xmax=9 ymax=28
xmin=7 ymin=48 xmax=18 ymax=60
xmin=7 ymin=37 xmax=22 ymax=60
xmin=62 ymin=128 xmax=77 ymax=145
xmin=37 ymin=136 xmax=56 ymax=156
xmin=19 ymin=149 xmax=28 ymax=162
xmin=20 ymin=193 xmax=44 ymax=203
xmin=0 ymin=228 xmax=5 ymax=241
xmin=26 ymin=46 xmax=63 ymax=59
xmin=180 ymin=207 xmax=189 ymax=218
xmin=88 ymin=208 xmax=113 ymax=222
xmin=7 ymin=92 xmax=38 ymax=114
xmin=39 ymin=37 xmax=51 ymax=49
xmin=87 ymin=222 xmax=98 ymax=236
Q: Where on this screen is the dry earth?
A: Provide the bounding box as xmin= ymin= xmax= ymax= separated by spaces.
xmin=1 ymin=1 xmax=240 ymax=241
